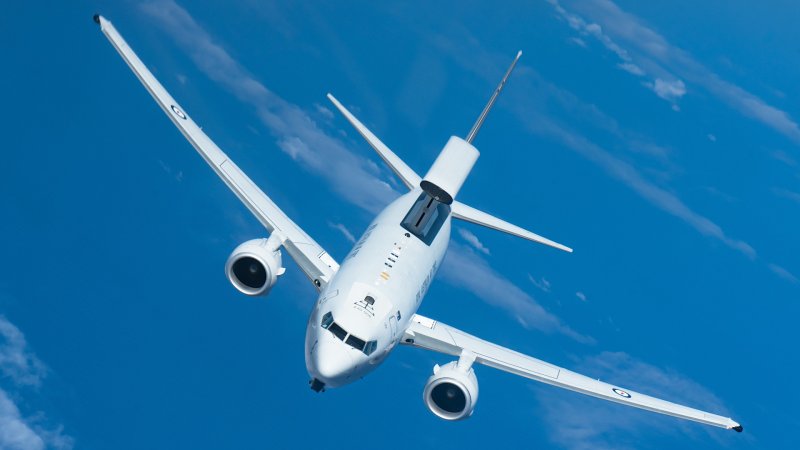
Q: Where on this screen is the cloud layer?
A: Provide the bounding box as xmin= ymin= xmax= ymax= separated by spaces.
xmin=0 ymin=316 xmax=72 ymax=450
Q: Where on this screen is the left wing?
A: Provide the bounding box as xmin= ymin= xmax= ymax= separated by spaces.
xmin=403 ymin=314 xmax=742 ymax=432
xmin=95 ymin=15 xmax=338 ymax=290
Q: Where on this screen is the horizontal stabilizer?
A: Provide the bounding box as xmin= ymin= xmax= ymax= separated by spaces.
xmin=327 ymin=93 xmax=421 ymax=190
xmin=452 ymin=201 xmax=572 ymax=253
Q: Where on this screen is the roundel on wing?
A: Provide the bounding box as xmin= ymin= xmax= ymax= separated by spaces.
xmin=170 ymin=104 xmax=187 ymax=120
xmin=612 ymin=388 xmax=632 ymax=398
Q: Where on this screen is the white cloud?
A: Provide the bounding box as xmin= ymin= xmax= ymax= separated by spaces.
xmin=0 ymin=390 xmax=45 ymax=450
xmin=528 ymin=275 xmax=552 ymax=293
xmin=570 ymin=37 xmax=587 ymax=48
xmin=554 ymin=0 xmax=800 ymax=144
xmin=768 ymin=263 xmax=799 ymax=284
xmin=617 ymin=62 xmax=644 ymax=76
xmin=441 ymin=242 xmax=593 ymax=344
xmin=650 ymin=78 xmax=686 ymax=102
xmin=328 ymin=222 xmax=356 ymax=243
xmin=0 ymin=317 xmax=73 ymax=450
xmin=533 ymin=352 xmax=737 ymax=450
xmin=456 ymin=228 xmax=490 ymax=255
xmin=773 ymin=187 xmax=800 ymax=205
xmin=707 ymin=133 xmax=717 ymax=142
xmin=575 ymin=291 xmax=587 ymax=302
xmin=140 ymin=0 xmax=398 ymax=215
xmin=0 ymin=317 xmax=46 ymax=387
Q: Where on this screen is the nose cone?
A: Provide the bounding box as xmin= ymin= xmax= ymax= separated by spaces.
xmin=311 ymin=337 xmax=356 ymax=387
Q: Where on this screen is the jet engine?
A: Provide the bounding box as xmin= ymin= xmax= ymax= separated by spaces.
xmin=225 ymin=238 xmax=284 ymax=296
xmin=423 ymin=360 xmax=479 ymax=420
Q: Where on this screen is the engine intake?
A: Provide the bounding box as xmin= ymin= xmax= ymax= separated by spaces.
xmin=225 ymin=238 xmax=284 ymax=296
xmin=423 ymin=360 xmax=479 ymax=420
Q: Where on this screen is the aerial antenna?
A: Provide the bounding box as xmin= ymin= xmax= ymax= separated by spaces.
xmin=465 ymin=50 xmax=522 ymax=144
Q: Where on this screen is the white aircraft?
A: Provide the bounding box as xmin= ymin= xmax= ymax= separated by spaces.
xmin=95 ymin=14 xmax=742 ymax=432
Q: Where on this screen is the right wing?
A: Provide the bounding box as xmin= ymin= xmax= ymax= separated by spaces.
xmin=403 ymin=314 xmax=742 ymax=432
xmin=95 ymin=15 xmax=338 ymax=290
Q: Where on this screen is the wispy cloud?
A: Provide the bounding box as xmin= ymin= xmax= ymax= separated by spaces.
xmin=528 ymin=274 xmax=552 ymax=293
xmin=140 ymin=0 xmax=398 ymax=215
xmin=328 ymin=222 xmax=356 ymax=243
xmin=551 ymin=0 xmax=800 ymax=144
xmin=768 ymin=263 xmax=799 ymax=284
xmin=773 ymin=187 xmax=800 ymax=205
xmin=0 ymin=317 xmax=45 ymax=387
xmin=433 ymin=33 xmax=757 ymax=260
xmin=575 ymin=291 xmax=587 ymax=302
xmin=0 ymin=316 xmax=73 ymax=450
xmin=441 ymin=242 xmax=593 ymax=344
xmin=456 ymin=228 xmax=490 ymax=255
xmin=141 ymin=0 xmax=589 ymax=342
xmin=533 ymin=351 xmax=741 ymax=449
xmin=649 ymin=78 xmax=686 ymax=102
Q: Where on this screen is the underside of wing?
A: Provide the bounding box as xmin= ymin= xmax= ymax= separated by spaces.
xmin=95 ymin=15 xmax=338 ymax=290
xmin=403 ymin=314 xmax=742 ymax=432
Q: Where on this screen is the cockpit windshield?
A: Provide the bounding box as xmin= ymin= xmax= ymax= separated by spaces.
xmin=401 ymin=192 xmax=450 ymax=245
xmin=320 ymin=312 xmax=378 ymax=355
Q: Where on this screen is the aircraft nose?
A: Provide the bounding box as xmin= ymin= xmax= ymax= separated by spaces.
xmin=313 ymin=337 xmax=356 ymax=386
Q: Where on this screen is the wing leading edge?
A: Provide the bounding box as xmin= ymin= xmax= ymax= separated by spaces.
xmin=95 ymin=15 xmax=338 ymax=289
xmin=403 ymin=314 xmax=742 ymax=432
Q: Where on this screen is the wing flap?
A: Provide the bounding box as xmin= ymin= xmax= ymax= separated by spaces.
xmin=404 ymin=314 xmax=741 ymax=431
xmin=96 ymin=15 xmax=337 ymax=289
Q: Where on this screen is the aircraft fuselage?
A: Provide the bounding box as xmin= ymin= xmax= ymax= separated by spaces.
xmin=305 ymin=190 xmax=450 ymax=389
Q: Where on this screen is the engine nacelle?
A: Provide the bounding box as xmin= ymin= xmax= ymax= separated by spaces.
xmin=423 ymin=360 xmax=479 ymax=420
xmin=225 ymin=238 xmax=284 ymax=296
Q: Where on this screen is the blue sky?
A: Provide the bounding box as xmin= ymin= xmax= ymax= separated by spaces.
xmin=1 ymin=0 xmax=797 ymax=448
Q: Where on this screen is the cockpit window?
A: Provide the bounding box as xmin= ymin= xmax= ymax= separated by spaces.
xmin=328 ymin=322 xmax=347 ymax=341
xmin=320 ymin=312 xmax=333 ymax=329
xmin=322 ymin=312 xmax=378 ymax=356
xmin=345 ymin=334 xmax=366 ymax=351
xmin=363 ymin=340 xmax=377 ymax=356
xmin=401 ymin=192 xmax=450 ymax=245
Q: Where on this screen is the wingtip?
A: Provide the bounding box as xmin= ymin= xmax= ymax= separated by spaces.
xmin=731 ymin=424 xmax=743 ymax=433
xmin=516 ymin=50 xmax=523 ymax=58
xmin=93 ymin=13 xmax=101 ymax=25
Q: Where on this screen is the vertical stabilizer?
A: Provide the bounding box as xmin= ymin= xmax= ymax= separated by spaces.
xmin=465 ymin=50 xmax=522 ymax=144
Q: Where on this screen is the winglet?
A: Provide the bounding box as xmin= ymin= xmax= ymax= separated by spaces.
xmin=327 ymin=93 xmax=422 ymax=190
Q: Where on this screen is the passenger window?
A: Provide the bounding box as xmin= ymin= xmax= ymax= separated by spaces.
xmin=329 ymin=322 xmax=347 ymax=341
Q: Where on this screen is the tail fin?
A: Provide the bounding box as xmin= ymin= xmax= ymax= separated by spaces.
xmin=465 ymin=50 xmax=522 ymax=144
xmin=326 ymin=93 xmax=421 ymax=190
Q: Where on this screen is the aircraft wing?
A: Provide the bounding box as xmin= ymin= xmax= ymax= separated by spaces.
xmin=402 ymin=314 xmax=742 ymax=432
xmin=95 ymin=15 xmax=338 ymax=290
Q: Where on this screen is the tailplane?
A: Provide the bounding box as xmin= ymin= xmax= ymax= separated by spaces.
xmin=326 ymin=94 xmax=421 ymax=190
xmin=328 ymin=51 xmax=572 ymax=253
